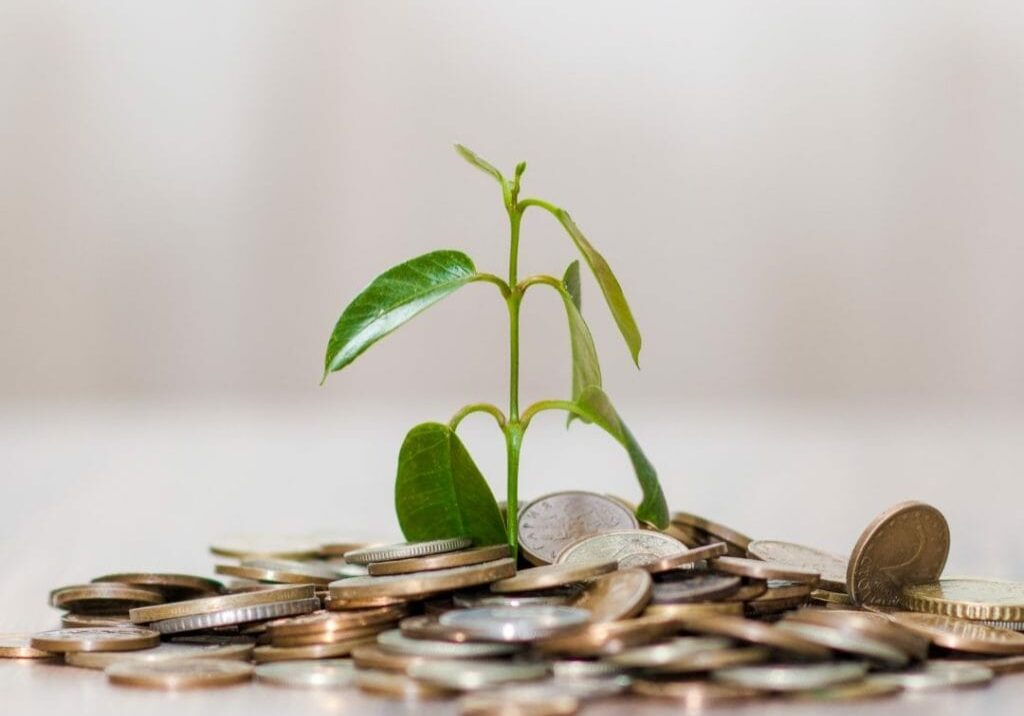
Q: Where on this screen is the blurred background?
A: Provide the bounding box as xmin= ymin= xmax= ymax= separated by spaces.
xmin=2 ymin=1 xmax=1023 ymax=627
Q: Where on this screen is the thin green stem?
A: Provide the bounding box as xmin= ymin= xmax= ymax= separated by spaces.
xmin=520 ymin=399 xmax=588 ymax=431
xmin=449 ymin=403 xmax=506 ymax=431
xmin=518 ymin=197 xmax=560 ymax=216
xmin=518 ymin=274 xmax=562 ymax=294
xmin=470 ymin=272 xmax=511 ymax=299
xmin=504 ymin=199 xmax=524 ymax=553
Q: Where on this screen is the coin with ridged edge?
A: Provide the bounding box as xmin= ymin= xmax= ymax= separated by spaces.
xmin=343 ymin=537 xmax=472 ymax=565
xmin=368 ymin=544 xmax=509 ymax=576
xmin=31 ymin=627 xmax=160 ymax=653
xmin=888 ymin=612 xmax=1024 ymax=655
xmin=556 ymin=530 xmax=687 ymax=568
xmin=130 ymin=584 xmax=316 ymax=623
xmin=147 ymin=597 xmax=320 ymax=635
xmin=106 ymin=658 xmax=253 ymax=689
xmin=747 ymin=540 xmax=848 ymax=592
xmin=901 ymin=578 xmax=1024 ymax=622
xmin=490 ymin=561 xmax=616 ymax=593
xmin=518 ymin=491 xmax=639 ymax=566
xmin=329 ymin=558 xmax=515 ymax=600
xmin=572 ymin=568 xmax=652 ymax=622
xmin=254 ymin=659 xmax=356 ymax=688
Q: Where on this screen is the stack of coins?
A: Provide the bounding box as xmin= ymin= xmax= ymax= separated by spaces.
xmin=5 ymin=492 xmax=1024 ymax=710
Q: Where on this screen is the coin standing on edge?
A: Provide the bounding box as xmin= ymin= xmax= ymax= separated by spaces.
xmin=572 ymin=568 xmax=652 ymax=622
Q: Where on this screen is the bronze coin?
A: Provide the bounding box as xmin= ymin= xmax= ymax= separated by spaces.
xmin=537 ymin=614 xmax=685 ymax=657
xmin=0 ymin=634 xmax=59 ymax=659
xmin=51 ymin=584 xmax=164 ymax=614
xmin=901 ymin=578 xmax=1024 ymax=622
xmin=747 ymin=540 xmax=848 ymax=592
xmin=571 ymin=568 xmax=652 ymax=622
xmin=710 ymin=557 xmax=820 ymax=585
xmin=490 ymin=561 xmax=617 ymax=593
xmin=785 ymin=608 xmax=930 ymax=660
xmin=681 ymin=615 xmax=831 ymax=659
xmin=641 ymin=542 xmax=729 ymax=574
xmin=650 ymin=574 xmax=742 ymax=604
xmin=671 ymin=511 xmax=753 ymax=550
xmin=92 ymin=573 xmax=223 ymax=601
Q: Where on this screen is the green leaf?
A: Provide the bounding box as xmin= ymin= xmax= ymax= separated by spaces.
xmin=561 ymin=261 xmax=601 ymax=426
xmin=455 ymin=144 xmax=504 ymax=184
xmin=323 ymin=250 xmax=476 ymax=379
xmin=553 ymin=209 xmax=642 ymax=366
xmin=574 ymin=386 xmax=669 ymax=528
xmin=395 ymin=423 xmax=507 ymax=546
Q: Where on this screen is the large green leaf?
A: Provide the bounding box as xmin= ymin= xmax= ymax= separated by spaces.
xmin=323 ymin=250 xmax=476 ymax=379
xmin=454 ymin=144 xmax=504 ymax=184
xmin=395 ymin=423 xmax=507 ymax=546
xmin=574 ymin=386 xmax=669 ymax=528
xmin=561 ymin=261 xmax=601 ymax=425
xmin=553 ymin=209 xmax=642 ymax=366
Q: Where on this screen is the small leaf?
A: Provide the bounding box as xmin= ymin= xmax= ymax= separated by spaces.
xmin=561 ymin=261 xmax=601 ymax=426
xmin=454 ymin=144 xmax=504 ymax=184
xmin=573 ymin=387 xmax=669 ymax=528
xmin=395 ymin=423 xmax=507 ymax=546
xmin=554 ymin=209 xmax=642 ymax=366
xmin=323 ymin=250 xmax=476 ymax=378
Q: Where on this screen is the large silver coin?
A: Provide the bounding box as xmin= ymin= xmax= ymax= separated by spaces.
xmin=869 ymin=662 xmax=994 ymax=691
xmin=746 ymin=540 xmax=848 ymax=592
xmin=376 ymin=629 xmax=519 ymax=658
xmin=438 ymin=607 xmax=591 ymax=642
xmin=344 ymin=538 xmax=472 ymax=565
xmin=714 ymin=662 xmax=869 ymax=692
xmin=148 ymin=597 xmax=320 ymax=634
xmin=518 ymin=492 xmax=638 ymax=565
xmin=556 ymin=530 xmax=687 ymax=568
xmin=254 ymin=659 xmax=356 ymax=689
xmin=408 ymin=658 xmax=548 ymax=691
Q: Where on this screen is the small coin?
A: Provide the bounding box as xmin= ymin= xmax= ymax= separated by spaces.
xmin=671 ymin=511 xmax=753 ymax=551
xmin=92 ymin=573 xmax=223 ymax=600
xmin=650 ymin=574 xmax=742 ymax=604
xmin=31 ymin=627 xmax=160 ymax=653
xmin=147 ymin=597 xmax=321 ymax=634
xmin=714 ymin=662 xmax=869 ymax=692
xmin=556 ymin=530 xmax=687 ymax=568
xmin=216 ymin=559 xmax=343 ymax=586
xmin=253 ymin=637 xmax=375 ymax=662
xmin=490 ymin=561 xmax=617 ymax=593
xmin=710 ymin=556 xmax=820 ymax=585
xmin=785 ymin=608 xmax=930 ymax=660
xmin=608 ymin=636 xmax=734 ymax=669
xmin=460 ymin=688 xmax=579 ymax=716
xmin=747 ymin=540 xmax=848 ymax=592
xmin=408 ymin=659 xmax=548 ymax=691
xmin=51 ymin=583 xmax=164 ymax=614
xmin=846 ymin=501 xmax=949 ymax=607
xmin=0 ymin=634 xmax=58 ymax=659
xmin=869 ymin=662 xmax=994 ymax=691
xmin=106 ymin=657 xmax=253 ymax=689
xmin=774 ymin=621 xmax=909 ymax=667
xmin=439 ymin=606 xmax=591 ymax=642
xmin=354 ymin=668 xmax=453 ymax=699
xmin=640 ymin=542 xmax=729 ymax=574
xmin=66 ymin=640 xmax=253 ymax=669
xmin=130 ymin=584 xmax=316 ymax=623
xmin=344 ymin=537 xmax=473 ymax=565
xmin=328 ymin=558 xmax=516 ymax=600
xmin=254 ymin=659 xmax=356 ymax=688
xmin=888 ymin=612 xmax=1024 ymax=654
xmin=536 ymin=615 xmax=684 ymax=657
xmin=366 ymin=545 xmax=510 ymax=576
xmin=644 ymin=602 xmax=744 ymax=619
xmin=377 ymin=629 xmax=520 ymax=658
xmin=681 ymin=615 xmax=831 ymax=659
xmin=209 ymin=534 xmax=322 ymax=560
xmin=901 ymin=578 xmax=1024 ymax=622
xmin=518 ymin=491 xmax=639 ymax=566
xmin=631 ymin=679 xmax=761 ymax=705
xmin=571 ymin=568 xmax=652 ymax=622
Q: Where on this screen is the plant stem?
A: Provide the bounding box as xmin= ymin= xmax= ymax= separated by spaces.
xmin=505 ymin=205 xmax=524 ymax=553
xmin=449 ymin=403 xmax=506 ymax=431
xmin=520 ymin=399 xmax=589 ymax=431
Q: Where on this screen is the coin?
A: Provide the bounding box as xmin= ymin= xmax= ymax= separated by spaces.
xmin=367 ymin=544 xmax=509 ymax=576
xmin=490 ymin=561 xmax=617 ymax=593
xmin=60 ymin=613 xmax=134 ymax=628
xmin=727 ymin=580 xmax=769 ymax=602
xmin=439 ymin=606 xmax=591 ymax=642
xmin=774 ymin=621 xmax=909 ymax=667
xmin=551 ymin=660 xmax=626 ymax=679
xmin=0 ymin=634 xmax=58 ymax=659
xmin=130 ymin=584 xmax=316 ymax=623
xmin=325 ymin=595 xmax=408 ymax=610
xmin=31 ymin=627 xmax=160 ymax=653
xmin=901 ymin=578 xmax=1024 ymax=621
xmin=536 ymin=615 xmax=684 ymax=657
xmin=518 ymin=491 xmax=639 ymax=565
xmin=788 ymin=679 xmax=901 ymax=702
xmin=65 ymin=640 xmax=253 ymax=669
xmin=651 ymin=646 xmax=772 ymax=674
xmin=409 ymin=659 xmax=548 ymax=691
xmin=209 ymin=534 xmax=322 ymax=560
xmin=640 ymin=542 xmax=729 ymax=574
xmin=354 ymin=668 xmax=453 ymax=699
xmin=710 ymin=556 xmax=820 ymax=585
xmin=377 ymin=629 xmax=520 ymax=658
xmin=671 ymin=511 xmax=753 ymax=551
xmin=556 ymin=530 xmax=687 ymax=568
xmin=785 ymin=608 xmax=930 ymax=660
xmin=809 ymin=589 xmax=855 ymax=607
xmin=328 ymin=558 xmax=515 ymax=600
xmin=460 ymin=688 xmax=579 ymax=716
xmin=714 ymin=662 xmax=869 ymax=692
xmin=267 ymin=605 xmax=407 ymax=638
xmin=455 ymin=589 xmax=579 ymax=609
xmin=846 ymin=501 xmax=949 ymax=607
xmin=571 ymin=568 xmax=652 ymax=622
xmin=399 ymin=614 xmax=477 ymax=642
xmin=344 ymin=537 xmax=473 ymax=565
xmin=746 ymin=540 xmax=848 ymax=592
xmin=147 ymin=597 xmax=321 ymax=634
xmin=254 ymin=659 xmax=356 ymax=688
xmin=270 ymin=622 xmax=388 ymax=647
xmin=869 ymin=662 xmax=994 ymax=691
xmin=644 ymin=602 xmax=744 ymax=619
xmin=253 ymin=636 xmax=375 ymax=662
xmin=216 ymin=559 xmax=343 ymax=586
xmin=106 ymin=658 xmax=253 ymax=689
xmin=631 ymin=679 xmax=761 ymax=706
xmin=92 ymin=573 xmax=223 ymax=600
xmin=51 ymin=583 xmax=164 ymax=614
xmin=608 ymin=636 xmax=734 ymax=668
xmin=937 ymin=654 xmax=1024 ymax=675
xmin=650 ymin=574 xmax=742 ymax=604
xmin=351 ymin=642 xmax=425 ymax=672
xmin=888 ymin=612 xmax=1024 ymax=654
xmin=681 ymin=616 xmax=831 ymax=659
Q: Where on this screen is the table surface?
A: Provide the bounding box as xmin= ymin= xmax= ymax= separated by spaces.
xmin=3 ymin=400 xmax=1023 ymax=715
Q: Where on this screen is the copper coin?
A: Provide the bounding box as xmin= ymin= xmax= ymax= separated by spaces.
xmin=518 ymin=491 xmax=639 ymax=566
xmin=61 ymin=613 xmax=134 ymax=628
xmin=536 ymin=614 xmax=685 ymax=657
xmin=681 ymin=615 xmax=831 ymax=659
xmin=490 ymin=561 xmax=617 ymax=593
xmin=328 ymin=558 xmax=516 ymax=600
xmin=641 ymin=542 xmax=729 ymax=574
xmin=888 ymin=612 xmax=1024 ymax=655
xmin=571 ymin=568 xmax=652 ymax=622
xmin=727 ymin=580 xmax=769 ymax=602
xmin=775 ymin=621 xmax=909 ymax=667
xmin=645 ymin=602 xmax=744 ymax=619
xmin=267 ymin=605 xmax=407 ymax=637
xmin=846 ymin=501 xmax=949 ymax=607
xmin=0 ymin=634 xmax=59 ymax=659
xmin=129 ymin=584 xmax=316 ymax=623
xmin=650 ymin=574 xmax=742 ymax=604
xmin=369 ymin=544 xmax=510 ymax=576
xmin=325 ymin=595 xmax=409 ymax=610
xmin=106 ymin=657 xmax=253 ymax=689
xmin=710 ymin=557 xmax=820 ymax=585
xmin=747 ymin=540 xmax=848 ymax=592
xmin=31 ymin=627 xmax=161 ymax=653
xmin=253 ymin=636 xmax=376 ymax=662
xmin=270 ymin=622 xmax=388 ymax=647
xmin=51 ymin=583 xmax=164 ymax=614
xmin=671 ymin=511 xmax=753 ymax=550
xmin=92 ymin=573 xmax=223 ymax=600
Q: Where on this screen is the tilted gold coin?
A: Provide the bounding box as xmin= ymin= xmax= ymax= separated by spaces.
xmin=0 ymin=634 xmax=59 ymax=659
xmin=490 ymin=561 xmax=617 ymax=594
xmin=253 ymin=636 xmax=376 ymax=662
xmin=92 ymin=573 xmax=223 ymax=600
xmin=556 ymin=530 xmax=687 ymax=568
xmin=328 ymin=558 xmax=516 ymax=601
xmin=747 ymin=540 xmax=848 ymax=592
xmin=571 ymin=568 xmax=652 ymax=622
xmin=518 ymin=491 xmax=639 ymax=566
xmin=31 ymin=627 xmax=161 ymax=653
xmin=216 ymin=559 xmax=342 ymax=586
xmin=51 ymin=583 xmax=164 ymax=614
xmin=644 ymin=602 xmax=744 ymax=619
xmin=631 ymin=679 xmax=761 ymax=706
xmin=846 ymin=501 xmax=949 ymax=607
xmin=888 ymin=612 xmax=1024 ymax=655
xmin=640 ymin=542 xmax=729 ymax=574
xmin=368 ymin=544 xmax=510 ymax=576
xmin=671 ymin=511 xmax=753 ymax=551
xmin=106 ymin=657 xmax=253 ymax=689
xmin=710 ymin=557 xmax=820 ymax=585
xmin=129 ymin=584 xmax=316 ymax=623
xmin=536 ymin=614 xmax=684 ymax=657
xmin=681 ymin=616 xmax=831 ymax=659
xmin=901 ymin=578 xmax=1024 ymax=621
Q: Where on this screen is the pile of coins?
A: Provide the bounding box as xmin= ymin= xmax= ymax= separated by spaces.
xmin=5 ymin=492 xmax=1024 ymax=713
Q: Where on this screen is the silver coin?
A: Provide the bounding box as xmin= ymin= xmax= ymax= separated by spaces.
xmin=549 ymin=675 xmax=632 ymax=700
xmin=714 ymin=662 xmax=869 ymax=692
xmin=438 ymin=607 xmax=591 ymax=642
xmin=148 ymin=597 xmax=320 ymax=634
xmin=746 ymin=540 xmax=848 ymax=592
xmin=376 ymin=629 xmax=519 ymax=658
xmin=518 ymin=492 xmax=639 ymax=565
xmin=65 ymin=641 xmax=253 ymax=670
xmin=460 ymin=687 xmax=579 ymax=715
xmin=556 ymin=530 xmax=687 ymax=568
xmin=608 ymin=637 xmax=734 ymax=669
xmin=551 ymin=660 xmax=626 ymax=680
xmin=869 ymin=662 xmax=994 ymax=691
xmin=254 ymin=659 xmax=356 ymax=688
xmin=775 ymin=622 xmax=908 ymax=668
xmin=408 ymin=658 xmax=548 ymax=691
xmin=343 ymin=537 xmax=472 ymax=565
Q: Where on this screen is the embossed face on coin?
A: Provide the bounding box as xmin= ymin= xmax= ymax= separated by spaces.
xmin=847 ymin=501 xmax=949 ymax=607
xmin=518 ymin=492 xmax=638 ymax=565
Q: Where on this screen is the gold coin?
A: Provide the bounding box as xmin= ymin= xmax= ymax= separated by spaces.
xmin=671 ymin=511 xmax=753 ymax=550
xmin=888 ymin=612 xmax=1024 ymax=655
xmin=536 ymin=614 xmax=684 ymax=657
xmin=0 ymin=634 xmax=59 ymax=659
xmin=328 ymin=558 xmax=515 ymax=601
xmin=270 ymin=623 xmax=388 ymax=648
xmin=351 ymin=642 xmax=425 ymax=672
xmin=645 ymin=646 xmax=771 ymax=674
xmin=710 ymin=557 xmax=820 ymax=585
xmin=368 ymin=544 xmax=510 ymax=576
xmin=490 ymin=561 xmax=617 ymax=593
xmin=354 ymin=668 xmax=453 ymax=699
xmin=253 ymin=636 xmax=376 ymax=662
xmin=325 ymin=595 xmax=409 ymax=610
xmin=31 ymin=627 xmax=161 ymax=653
xmin=51 ymin=583 xmax=164 ymax=613
xmin=640 ymin=542 xmax=728 ymax=574
xmin=106 ymin=657 xmax=253 ymax=689
xmin=61 ymin=613 xmax=134 ymax=628
xmin=91 ymin=573 xmax=223 ymax=600
xmin=129 ymin=584 xmax=316 ymax=623
xmin=631 ymin=678 xmax=761 ymax=706
xmin=571 ymin=568 xmax=652 ymax=622
xmin=215 ymin=559 xmax=342 ymax=586
xmin=680 ymin=615 xmax=831 ymax=659
xmin=901 ymin=578 xmax=1024 ymax=622
xmin=644 ymin=602 xmax=744 ymax=619
xmin=846 ymin=501 xmax=949 ymax=607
